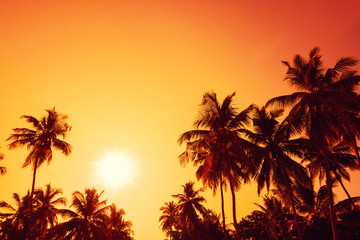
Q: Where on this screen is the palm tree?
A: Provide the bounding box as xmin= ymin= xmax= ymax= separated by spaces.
xmin=244 ymin=105 xmax=310 ymax=240
xmin=172 ymin=181 xmax=206 ymax=240
xmin=159 ymin=201 xmax=179 ymax=240
xmin=303 ymin=140 xmax=359 ymax=203
xmin=7 ymin=108 xmax=72 ymax=239
xmin=47 ymin=188 xmax=109 ymax=240
xmin=105 ymin=204 xmax=134 ymax=240
xmin=32 ymin=184 xmax=66 ymax=240
xmin=178 ymin=92 xmax=254 ymax=238
xmin=0 ymin=192 xmax=32 ymax=240
xmin=295 ymin=180 xmax=360 ymax=239
xmin=239 ymin=194 xmax=294 ymax=240
xmin=255 ymin=195 xmax=294 ymax=240
xmin=266 ymin=47 xmax=360 ymax=240
xmin=200 ymin=209 xmax=227 ymax=240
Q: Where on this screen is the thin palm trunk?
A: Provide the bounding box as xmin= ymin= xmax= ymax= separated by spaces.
xmin=219 ymin=175 xmax=227 ymax=240
xmin=27 ymin=158 xmax=38 ymax=240
xmin=325 ymin=165 xmax=339 ymax=240
xmin=288 ymin=192 xmax=303 ymax=240
xmin=333 ymin=172 xmax=358 ymax=212
xmin=229 ymin=179 xmax=240 ymax=240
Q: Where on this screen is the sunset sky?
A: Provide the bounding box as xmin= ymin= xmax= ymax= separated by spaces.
xmin=1 ymin=1 xmax=360 ymax=239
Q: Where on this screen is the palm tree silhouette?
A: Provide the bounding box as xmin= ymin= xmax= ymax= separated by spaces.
xmin=303 ymin=140 xmax=358 ymax=204
xmin=7 ymin=108 xmax=72 ymax=239
xmin=178 ymin=91 xmax=254 ymax=238
xmin=32 ymin=184 xmax=67 ymax=240
xmin=267 ymin=47 xmax=360 ymax=240
xmin=172 ymin=181 xmax=206 ymax=240
xmin=255 ymin=194 xmax=293 ymax=240
xmin=47 ymin=188 xmax=109 ymax=240
xmin=245 ymin=105 xmax=310 ymax=240
xmin=105 ymin=203 xmax=134 ymax=240
xmin=159 ymin=201 xmax=179 ymax=240
xmin=0 ymin=192 xmax=32 ymax=239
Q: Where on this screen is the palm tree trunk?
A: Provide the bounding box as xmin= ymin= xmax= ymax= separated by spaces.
xmin=219 ymin=175 xmax=227 ymax=240
xmin=229 ymin=179 xmax=240 ymax=240
xmin=27 ymin=158 xmax=38 ymax=240
xmin=288 ymin=192 xmax=303 ymax=240
xmin=325 ymin=167 xmax=339 ymax=240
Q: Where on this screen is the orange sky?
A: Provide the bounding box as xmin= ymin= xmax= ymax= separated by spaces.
xmin=1 ymin=1 xmax=360 ymax=239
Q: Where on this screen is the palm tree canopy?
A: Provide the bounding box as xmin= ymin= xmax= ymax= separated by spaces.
xmin=7 ymin=108 xmax=72 ymax=170
xmin=107 ymin=203 xmax=134 ymax=240
xmin=33 ymin=184 xmax=67 ymax=228
xmin=178 ymin=92 xmax=254 ymax=193
xmin=172 ymin=182 xmax=206 ymax=229
xmin=245 ymin=105 xmax=310 ymax=194
xmin=48 ymin=188 xmax=109 ymax=240
xmin=159 ymin=201 xmax=179 ymax=234
xmin=266 ymin=47 xmax=360 ymax=145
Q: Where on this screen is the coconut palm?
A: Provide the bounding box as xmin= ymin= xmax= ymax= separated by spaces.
xmin=266 ymin=47 xmax=360 ymax=240
xmin=7 ymin=108 xmax=72 ymax=239
xmin=0 ymin=192 xmax=32 ymax=240
xmin=244 ymin=105 xmax=310 ymax=240
xmin=32 ymin=184 xmax=66 ymax=240
xmin=171 ymin=181 xmax=206 ymax=240
xmin=178 ymin=91 xmax=254 ymax=237
xmin=200 ymin=209 xmax=227 ymax=240
xmin=238 ymin=194 xmax=293 ymax=240
xmin=105 ymin=204 xmax=134 ymax=240
xmin=256 ymin=195 xmax=294 ymax=240
xmin=303 ymin=140 xmax=359 ymax=205
xmin=159 ymin=201 xmax=179 ymax=240
xmin=47 ymin=188 xmax=109 ymax=240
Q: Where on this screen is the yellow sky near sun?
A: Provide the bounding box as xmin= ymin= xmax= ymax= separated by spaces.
xmin=1 ymin=1 xmax=360 ymax=239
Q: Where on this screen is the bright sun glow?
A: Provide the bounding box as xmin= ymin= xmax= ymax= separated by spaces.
xmin=96 ymin=150 xmax=137 ymax=189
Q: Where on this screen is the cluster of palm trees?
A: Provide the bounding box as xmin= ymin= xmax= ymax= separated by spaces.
xmin=0 ymin=185 xmax=134 ymax=240
xmin=238 ymin=183 xmax=360 ymax=239
xmin=0 ymin=108 xmax=134 ymax=240
xmin=172 ymin=48 xmax=360 ymax=240
xmin=160 ymin=182 xmax=232 ymax=240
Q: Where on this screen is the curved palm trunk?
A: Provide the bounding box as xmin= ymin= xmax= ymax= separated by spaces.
xmin=27 ymin=158 xmax=39 ymax=240
xmin=219 ymin=175 xmax=228 ymax=240
xmin=229 ymin=180 xmax=240 ymax=240
xmin=325 ymin=166 xmax=339 ymax=240
xmin=333 ymin=172 xmax=358 ymax=211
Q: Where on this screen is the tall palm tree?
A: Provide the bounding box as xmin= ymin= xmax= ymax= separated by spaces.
xmin=32 ymin=184 xmax=67 ymax=240
xmin=47 ymin=188 xmax=109 ymax=240
xmin=178 ymin=91 xmax=254 ymax=238
xmin=105 ymin=204 xmax=134 ymax=240
xmin=245 ymin=105 xmax=310 ymax=240
xmin=159 ymin=201 xmax=179 ymax=240
xmin=172 ymin=181 xmax=206 ymax=240
xmin=266 ymin=47 xmax=360 ymax=240
xmin=7 ymin=108 xmax=72 ymax=239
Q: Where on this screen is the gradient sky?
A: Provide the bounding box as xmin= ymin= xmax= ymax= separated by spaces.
xmin=1 ymin=1 xmax=360 ymax=239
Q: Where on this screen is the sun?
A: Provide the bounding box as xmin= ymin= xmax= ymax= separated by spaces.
xmin=96 ymin=150 xmax=137 ymax=189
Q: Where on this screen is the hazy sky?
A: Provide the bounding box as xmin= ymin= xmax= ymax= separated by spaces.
xmin=1 ymin=1 xmax=360 ymax=239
